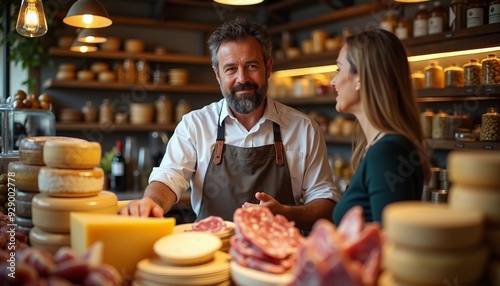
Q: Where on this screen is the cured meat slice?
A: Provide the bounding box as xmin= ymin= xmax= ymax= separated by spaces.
xmin=230 ymin=235 xmax=294 ymax=269
xmin=192 ymin=216 xmax=227 ymax=233
xmin=233 ymin=207 xmax=302 ymax=259
xmin=337 ymin=205 xmax=363 ymax=243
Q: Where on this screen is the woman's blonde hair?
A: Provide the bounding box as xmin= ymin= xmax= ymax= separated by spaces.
xmin=345 ymin=29 xmax=431 ymax=183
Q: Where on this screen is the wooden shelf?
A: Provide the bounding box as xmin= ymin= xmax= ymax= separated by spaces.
xmin=56 ymin=122 xmax=177 ymax=132
xmin=43 ymin=79 xmax=220 ymax=94
xmin=49 ymin=47 xmax=211 ymax=65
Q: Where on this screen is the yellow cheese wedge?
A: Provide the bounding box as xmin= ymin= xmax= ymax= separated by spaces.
xmin=19 ymin=136 xmax=87 ymax=166
xmin=383 ymin=201 xmax=484 ymax=250
xmin=38 ymin=167 xmax=104 ymax=197
xmin=43 ymin=141 xmax=101 ymax=169
xmin=70 ymin=213 xmax=175 ymax=280
xmin=490 ymin=260 xmax=500 ymax=286
xmin=448 ymin=150 xmax=500 ymax=188
xmin=29 ymin=226 xmax=71 ymax=255
xmin=7 ymin=161 xmax=42 ymax=192
xmin=32 ymin=191 xmax=117 ymax=233
xmin=449 ymin=184 xmax=500 ymax=225
xmin=383 ymin=243 xmax=488 ymax=285
xmin=487 ymin=227 xmax=500 ymax=257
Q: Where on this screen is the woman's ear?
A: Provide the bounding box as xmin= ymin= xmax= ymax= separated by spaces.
xmin=355 ymin=74 xmax=361 ymax=91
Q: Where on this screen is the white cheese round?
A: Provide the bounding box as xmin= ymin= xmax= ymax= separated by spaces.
xmin=38 ymin=167 xmax=104 ymax=197
xmin=449 ymin=184 xmax=500 ymax=225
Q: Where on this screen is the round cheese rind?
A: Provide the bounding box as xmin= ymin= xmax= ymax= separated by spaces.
xmin=448 ymin=150 xmax=500 ymax=188
xmin=38 ymin=167 xmax=104 ymax=197
xmin=383 ymin=201 xmax=484 ymax=250
xmin=384 ymin=243 xmax=488 ymax=285
xmin=43 ymin=141 xmax=101 ymax=169
xmin=449 ymin=184 xmax=500 ymax=225
xmin=19 ymin=136 xmax=87 ymax=166
xmin=7 ymin=161 xmax=42 ymax=192
xmin=29 ymin=227 xmax=71 ymax=255
xmin=31 ymin=191 xmax=117 ymax=233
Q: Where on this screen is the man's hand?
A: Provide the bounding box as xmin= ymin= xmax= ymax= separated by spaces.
xmin=119 ymin=197 xmax=164 ymax=218
xmin=242 ymin=192 xmax=284 ymax=215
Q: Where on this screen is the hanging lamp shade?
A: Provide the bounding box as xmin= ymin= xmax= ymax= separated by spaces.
xmin=70 ymin=40 xmax=98 ymax=53
xmin=63 ymin=0 xmax=112 ymax=28
xmin=77 ymin=28 xmax=107 ymax=43
xmin=213 ymin=0 xmax=263 ymax=5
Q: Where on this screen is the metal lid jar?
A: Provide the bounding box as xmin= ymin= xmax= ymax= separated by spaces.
xmin=481 ymin=54 xmax=500 ymax=85
xmin=444 ymin=63 xmax=464 ymax=87
xmin=424 ymin=60 xmax=444 ymax=88
xmin=480 ymin=107 xmax=500 ymax=141
xmin=463 ymin=59 xmax=482 ymax=86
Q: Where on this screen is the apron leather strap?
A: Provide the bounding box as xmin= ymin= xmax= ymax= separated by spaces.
xmin=214 ymin=119 xmax=225 ymax=165
xmin=273 ymin=122 xmax=284 ymax=166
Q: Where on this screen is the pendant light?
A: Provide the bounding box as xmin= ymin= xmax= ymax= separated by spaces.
xmin=76 ymin=28 xmax=107 ymax=43
xmin=16 ymin=0 xmax=48 ymax=37
xmin=70 ymin=40 xmax=98 ymax=53
xmin=213 ymin=0 xmax=263 ymax=5
xmin=63 ymin=0 xmax=112 ymax=28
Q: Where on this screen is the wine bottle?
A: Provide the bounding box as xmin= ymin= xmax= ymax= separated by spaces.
xmin=110 ymin=140 xmax=127 ymax=192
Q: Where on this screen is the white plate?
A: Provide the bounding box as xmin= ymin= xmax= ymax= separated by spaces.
xmin=174 ymin=221 xmax=235 ymax=238
xmin=230 ymin=261 xmax=294 ymax=286
xmin=153 ymin=232 xmax=222 ymax=266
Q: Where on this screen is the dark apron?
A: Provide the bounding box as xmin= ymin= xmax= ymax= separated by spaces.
xmin=197 ymin=118 xmax=295 ymax=221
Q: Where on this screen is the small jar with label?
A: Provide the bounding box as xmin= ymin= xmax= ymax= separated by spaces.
xmin=413 ymin=4 xmax=429 ymax=38
xmin=99 ymin=99 xmax=115 ymax=125
xmin=155 ymin=95 xmax=174 ymax=124
xmin=82 ymin=101 xmax=97 ymax=123
xmin=136 ymin=59 xmax=149 ymax=84
xmin=481 ymin=54 xmax=500 ymax=85
xmin=380 ymin=10 xmax=399 ymax=33
xmin=490 ymin=0 xmax=500 ymax=23
xmin=424 ymin=60 xmax=444 ymax=89
xmin=463 ymin=59 xmax=482 ymax=86
xmin=432 ymin=109 xmax=450 ymax=140
xmin=395 ymin=17 xmax=411 ymax=40
xmin=480 ymin=107 xmax=500 ymax=141
xmin=123 ymin=58 xmax=136 ymax=83
xmin=466 ymin=0 xmax=487 ymax=28
xmin=444 ymin=63 xmax=464 ymax=87
xmin=420 ymin=108 xmax=434 ymax=138
xmin=428 ymin=1 xmax=448 ymax=35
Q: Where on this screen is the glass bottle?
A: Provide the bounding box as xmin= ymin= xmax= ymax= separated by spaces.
xmin=450 ymin=0 xmax=467 ymax=30
xmin=428 ymin=1 xmax=448 ymax=34
xmin=395 ymin=17 xmax=411 ymax=40
xmin=490 ymin=0 xmax=500 ymax=23
xmin=467 ymin=0 xmax=487 ymax=27
xmin=481 ymin=54 xmax=500 ymax=85
xmin=463 ymin=59 xmax=482 ymax=86
xmin=110 ymin=140 xmax=127 ymax=193
xmin=413 ymin=4 xmax=429 ymax=38
xmin=444 ymin=63 xmax=464 ymax=87
xmin=421 ymin=108 xmax=434 ymax=138
xmin=424 ymin=60 xmax=445 ymax=89
xmin=380 ymin=10 xmax=398 ymax=33
xmin=480 ymin=107 xmax=500 ymax=141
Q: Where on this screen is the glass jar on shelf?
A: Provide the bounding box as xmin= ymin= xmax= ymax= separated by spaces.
xmin=463 ymin=59 xmax=482 ymax=86
xmin=413 ymin=4 xmax=429 ymax=38
xmin=424 ymin=60 xmax=444 ymax=89
xmin=428 ymin=1 xmax=448 ymax=35
xmin=99 ymin=99 xmax=115 ymax=125
xmin=481 ymin=54 xmax=500 ymax=85
xmin=466 ymin=0 xmax=487 ymax=27
xmin=432 ymin=109 xmax=450 ymax=140
xmin=444 ymin=63 xmax=464 ymax=88
xmin=421 ymin=108 xmax=434 ymax=139
xmin=490 ymin=0 xmax=500 ymax=23
xmin=480 ymin=107 xmax=500 ymax=141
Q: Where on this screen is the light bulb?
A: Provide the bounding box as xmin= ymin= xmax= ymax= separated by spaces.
xmin=16 ymin=0 xmax=48 ymax=37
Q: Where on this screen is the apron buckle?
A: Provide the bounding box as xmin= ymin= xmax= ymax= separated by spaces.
xmin=274 ymin=141 xmax=284 ymax=166
xmin=214 ymin=140 xmax=224 ymax=165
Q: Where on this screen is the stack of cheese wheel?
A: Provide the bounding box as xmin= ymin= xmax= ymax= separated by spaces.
xmin=380 ymin=201 xmax=488 ymax=286
xmin=448 ymin=150 xmax=500 ymax=286
xmin=8 ymin=136 xmax=85 ymax=234
xmin=30 ymin=137 xmax=118 ymax=255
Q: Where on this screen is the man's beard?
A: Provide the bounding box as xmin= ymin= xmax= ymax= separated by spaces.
xmin=223 ymin=81 xmax=267 ymax=114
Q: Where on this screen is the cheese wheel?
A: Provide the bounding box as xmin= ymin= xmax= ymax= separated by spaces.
xmin=487 ymin=227 xmax=500 ymax=257
xmin=29 ymin=227 xmax=71 ymax=255
xmin=32 ymin=191 xmax=117 ymax=233
xmin=491 ymin=260 xmax=500 ymax=286
xmin=378 ymin=271 xmax=433 ymax=286
xmin=449 ymin=184 xmax=500 ymax=225
xmin=19 ymin=136 xmax=87 ymax=166
xmin=383 ymin=243 xmax=488 ymax=285
xmin=383 ymin=201 xmax=484 ymax=250
xmin=7 ymin=161 xmax=42 ymax=192
xmin=448 ymin=150 xmax=500 ymax=188
xmin=38 ymin=167 xmax=104 ymax=197
xmin=43 ymin=141 xmax=101 ymax=169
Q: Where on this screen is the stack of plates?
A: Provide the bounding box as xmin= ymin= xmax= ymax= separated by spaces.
xmin=168 ymin=68 xmax=188 ymax=86
xmin=133 ymin=232 xmax=231 ymax=286
xmin=174 ymin=221 xmax=235 ymax=253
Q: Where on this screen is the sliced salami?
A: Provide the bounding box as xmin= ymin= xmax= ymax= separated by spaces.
xmin=192 ymin=216 xmax=227 ymax=233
